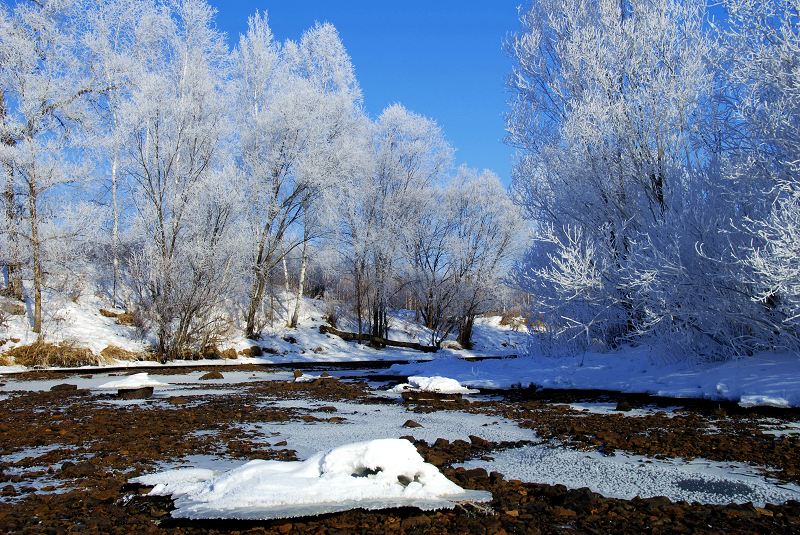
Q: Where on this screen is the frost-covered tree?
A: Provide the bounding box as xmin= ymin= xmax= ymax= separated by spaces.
xmin=509 ymin=0 xmax=735 ymax=354
xmin=511 ymin=0 xmax=800 ymax=357
xmin=84 ymin=0 xmax=151 ymax=307
xmin=0 ymin=0 xmax=101 ymax=335
xmin=235 ymin=15 xmax=365 ymax=336
xmin=121 ymin=0 xmax=241 ymax=358
xmin=722 ymin=0 xmax=800 ymax=351
xmin=405 ymin=167 xmax=524 ymax=347
xmin=339 ymin=105 xmax=452 ymax=340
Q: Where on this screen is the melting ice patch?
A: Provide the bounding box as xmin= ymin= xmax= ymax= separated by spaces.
xmin=459 ymin=443 xmax=800 ymax=507
xmin=244 ymin=399 xmax=535 ymax=459
xmin=132 ymin=438 xmax=490 ymax=520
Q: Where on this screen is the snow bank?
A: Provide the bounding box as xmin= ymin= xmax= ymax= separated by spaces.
xmin=389 ymin=348 xmax=800 ymax=408
xmin=390 ymin=376 xmax=477 ymax=394
xmin=97 ymin=373 xmax=167 ymax=390
xmin=132 ymin=438 xmax=490 ymax=520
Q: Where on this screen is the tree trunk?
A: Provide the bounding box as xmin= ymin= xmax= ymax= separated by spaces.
xmin=245 ymin=273 xmax=266 ymax=338
xmin=111 ymin=149 xmax=120 ymax=307
xmin=457 ymin=314 xmax=475 ymax=349
xmin=282 ymin=255 xmax=290 ymax=296
xmin=28 ymin=181 xmax=43 ymax=337
xmin=3 ymin=173 xmax=23 ymax=301
xmin=289 ymin=237 xmax=308 ymax=328
xmin=1 ymin=90 xmax=22 ymax=301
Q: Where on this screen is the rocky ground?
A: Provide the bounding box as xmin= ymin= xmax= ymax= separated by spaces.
xmin=1 ymin=366 xmax=800 ymax=534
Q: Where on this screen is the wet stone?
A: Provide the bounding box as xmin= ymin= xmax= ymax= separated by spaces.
xmin=117 ymin=387 xmax=153 ymax=400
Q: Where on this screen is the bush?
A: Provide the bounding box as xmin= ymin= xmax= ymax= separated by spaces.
xmin=6 ymin=341 xmax=103 ymax=368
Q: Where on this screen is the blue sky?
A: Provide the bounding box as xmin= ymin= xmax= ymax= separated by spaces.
xmin=208 ymin=1 xmax=520 ymax=184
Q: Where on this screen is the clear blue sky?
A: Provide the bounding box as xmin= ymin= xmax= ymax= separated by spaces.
xmin=208 ymin=1 xmax=520 ymax=184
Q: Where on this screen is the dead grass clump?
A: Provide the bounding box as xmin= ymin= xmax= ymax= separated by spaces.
xmin=239 ymin=346 xmax=263 ymax=357
xmin=0 ymin=353 xmax=12 ymax=366
xmin=98 ymin=308 xmax=137 ymax=326
xmin=6 ymin=341 xmax=102 ymax=368
xmin=116 ymin=312 xmax=136 ymax=326
xmin=499 ymin=308 xmax=529 ymax=331
xmin=99 ymin=345 xmax=147 ymax=362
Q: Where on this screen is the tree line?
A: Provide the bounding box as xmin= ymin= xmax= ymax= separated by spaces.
xmin=0 ymin=0 xmax=524 ymax=358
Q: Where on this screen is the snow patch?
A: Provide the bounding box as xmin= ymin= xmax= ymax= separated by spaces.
xmin=390 ymin=376 xmax=477 ymax=394
xmin=97 ymin=373 xmax=167 ymax=390
xmin=132 ymin=439 xmax=490 ymax=519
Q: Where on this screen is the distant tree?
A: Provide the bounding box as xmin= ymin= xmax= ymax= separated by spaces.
xmin=340 ymin=104 xmax=452 ymax=341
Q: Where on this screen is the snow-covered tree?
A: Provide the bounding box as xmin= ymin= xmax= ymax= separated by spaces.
xmin=235 ymin=15 xmax=365 ymax=336
xmin=339 ymin=104 xmax=452 ymax=340
xmin=120 ymin=0 xmax=241 ymax=358
xmin=405 ymin=167 xmax=524 ymax=347
xmin=509 ymin=0 xmax=735 ymax=354
xmin=722 ymin=0 xmax=800 ymax=351
xmin=0 ymin=0 xmax=102 ymax=335
xmin=84 ymin=0 xmax=151 ymax=307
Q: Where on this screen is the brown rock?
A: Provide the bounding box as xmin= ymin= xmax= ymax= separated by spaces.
xmin=468 ymin=434 xmax=490 ymax=447
xmin=615 ymin=401 xmax=633 ymax=412
xmin=199 ymin=371 xmax=224 ymax=380
xmin=117 ymin=386 xmax=154 ymax=399
xmin=61 ymin=460 xmax=98 ymax=478
xmin=403 ymin=419 xmax=424 ymax=428
xmin=553 ymin=506 xmax=577 ymax=517
xmin=239 ymin=346 xmax=263 ymax=357
xmin=50 ymin=383 xmax=78 ymax=392
xmin=401 ymin=515 xmax=431 ymax=530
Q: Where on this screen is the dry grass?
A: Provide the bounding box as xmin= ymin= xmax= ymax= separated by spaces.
xmin=99 ymin=345 xmax=153 ymax=362
xmin=99 ymin=308 xmax=137 ymax=326
xmin=238 ymin=346 xmax=263 ymax=357
xmin=116 ymin=313 xmax=136 ymax=326
xmin=6 ymin=341 xmax=103 ymax=368
xmin=0 ymin=353 xmax=12 ymax=366
xmin=499 ymin=308 xmax=530 ymax=331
